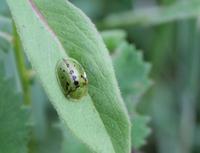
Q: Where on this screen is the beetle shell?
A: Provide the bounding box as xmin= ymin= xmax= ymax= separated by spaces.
xmin=56 ymin=58 xmax=88 ymax=99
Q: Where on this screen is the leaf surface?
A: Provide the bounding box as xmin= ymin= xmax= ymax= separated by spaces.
xmin=113 ymin=42 xmax=152 ymax=148
xmin=131 ymin=114 xmax=151 ymax=149
xmin=113 ymin=42 xmax=152 ymax=106
xmin=7 ymin=0 xmax=131 ymax=153
xmin=0 ymin=66 xmax=29 ymax=153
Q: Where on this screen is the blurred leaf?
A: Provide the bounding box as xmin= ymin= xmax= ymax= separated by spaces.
xmin=0 ymin=56 xmax=5 ymax=74
xmin=151 ymin=83 xmax=180 ymax=153
xmin=113 ymin=42 xmax=152 ymax=106
xmin=101 ymin=29 xmax=127 ymax=53
xmin=7 ymin=0 xmax=131 ymax=153
xmin=101 ymin=0 xmax=132 ymax=14
xmin=30 ymin=82 xmax=62 ymax=153
xmin=101 ymin=0 xmax=200 ymax=28
xmin=194 ymin=125 xmax=200 ymax=152
xmin=31 ymin=82 xmax=48 ymax=141
xmin=70 ymin=0 xmax=102 ymax=18
xmin=0 ymin=35 xmax=11 ymax=52
xmin=0 ymin=65 xmax=29 ymax=153
xmin=0 ymin=16 xmax=12 ymax=33
xmin=30 ymin=122 xmax=62 ymax=153
xmin=131 ymin=114 xmax=151 ymax=149
xmin=113 ymin=42 xmax=152 ymax=149
xmin=0 ymin=16 xmax=12 ymax=52
xmin=0 ymin=0 xmax=10 ymax=17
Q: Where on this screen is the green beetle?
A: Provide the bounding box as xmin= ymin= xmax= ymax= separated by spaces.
xmin=56 ymin=58 xmax=88 ymax=99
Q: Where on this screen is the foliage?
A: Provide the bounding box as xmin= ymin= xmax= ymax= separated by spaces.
xmin=1 ymin=0 xmax=200 ymax=153
xmin=7 ymin=0 xmax=130 ymax=153
xmin=112 ymin=42 xmax=152 ymax=149
xmin=131 ymin=114 xmax=151 ymax=149
xmin=101 ymin=0 xmax=200 ymax=28
xmin=0 ymin=64 xmax=29 ymax=153
xmin=101 ymin=29 xmax=127 ymax=52
xmin=113 ymin=42 xmax=152 ymax=106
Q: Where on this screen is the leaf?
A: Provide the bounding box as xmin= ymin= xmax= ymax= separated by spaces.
xmin=61 ymin=124 xmax=91 ymax=153
xmin=151 ymin=83 xmax=180 ymax=153
xmin=0 ymin=16 xmax=12 ymax=34
xmin=7 ymin=0 xmax=131 ymax=153
xmin=30 ymin=82 xmax=62 ymax=153
xmin=113 ymin=42 xmax=152 ymax=106
xmin=101 ymin=0 xmax=132 ymax=15
xmin=131 ymin=114 xmax=151 ymax=149
xmin=0 ymin=35 xmax=11 ymax=52
xmin=0 ymin=16 xmax=12 ymax=52
xmin=0 ymin=0 xmax=10 ymax=17
xmin=30 ymin=121 xmax=62 ymax=153
xmin=101 ymin=29 xmax=127 ymax=53
xmin=101 ymin=0 xmax=200 ymax=28
xmin=0 ymin=65 xmax=29 ymax=153
xmin=113 ymin=42 xmax=152 ymax=149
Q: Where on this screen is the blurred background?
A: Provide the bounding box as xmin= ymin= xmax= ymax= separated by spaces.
xmin=0 ymin=0 xmax=200 ymax=153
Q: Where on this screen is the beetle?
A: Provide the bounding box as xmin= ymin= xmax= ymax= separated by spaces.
xmin=56 ymin=58 xmax=88 ymax=99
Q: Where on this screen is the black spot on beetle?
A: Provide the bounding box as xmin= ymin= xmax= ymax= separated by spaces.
xmin=74 ymin=81 xmax=79 ymax=86
xmin=63 ymin=69 xmax=65 ymax=72
xmin=66 ymin=82 xmax=69 ymax=90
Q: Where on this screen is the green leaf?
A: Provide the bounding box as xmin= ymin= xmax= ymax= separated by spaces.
xmin=113 ymin=42 xmax=152 ymax=106
xmin=7 ymin=0 xmax=131 ymax=153
xmin=0 ymin=34 xmax=11 ymax=52
xmin=30 ymin=82 xmax=62 ymax=153
xmin=113 ymin=42 xmax=152 ymax=149
xmin=101 ymin=0 xmax=200 ymax=28
xmin=150 ymin=83 xmax=181 ymax=153
xmin=0 ymin=66 xmax=29 ymax=153
xmin=101 ymin=29 xmax=127 ymax=53
xmin=63 ymin=109 xmax=149 ymax=153
xmin=131 ymin=114 xmax=151 ymax=149
xmin=0 ymin=0 xmax=10 ymax=17
xmin=0 ymin=16 xmax=12 ymax=52
xmin=62 ymin=124 xmax=91 ymax=153
xmin=101 ymin=0 xmax=132 ymax=14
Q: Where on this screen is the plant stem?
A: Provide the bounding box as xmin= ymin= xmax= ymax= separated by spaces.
xmin=13 ymin=24 xmax=31 ymax=105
